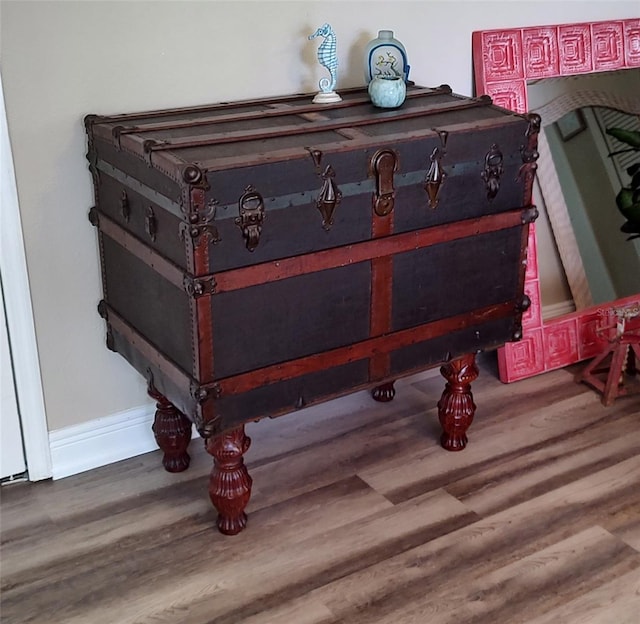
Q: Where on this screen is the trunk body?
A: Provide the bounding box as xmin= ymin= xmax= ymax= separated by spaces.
xmin=86 ymin=85 xmax=539 ymax=436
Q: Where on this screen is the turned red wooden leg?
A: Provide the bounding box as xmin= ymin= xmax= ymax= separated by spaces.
xmin=206 ymin=425 xmax=253 ymax=536
xmin=148 ymin=387 xmax=192 ymax=472
xmin=372 ymin=381 xmax=396 ymax=402
xmin=437 ymin=353 xmax=479 ymax=451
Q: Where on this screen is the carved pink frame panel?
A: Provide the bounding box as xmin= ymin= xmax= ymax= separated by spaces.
xmin=472 ymin=19 xmax=640 ymax=382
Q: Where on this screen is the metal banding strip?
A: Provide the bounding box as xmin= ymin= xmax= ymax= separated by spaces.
xmin=99 ymin=147 xmax=520 ymax=219
xmin=97 ymin=159 xmax=184 ymax=218
xmin=216 ymin=161 xmax=508 ymax=214
xmin=216 ymin=180 xmax=376 ymax=214
xmin=97 ymin=156 xmax=463 ymax=217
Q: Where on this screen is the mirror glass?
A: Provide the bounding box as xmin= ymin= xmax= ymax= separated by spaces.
xmin=527 ymin=68 xmax=640 ymax=310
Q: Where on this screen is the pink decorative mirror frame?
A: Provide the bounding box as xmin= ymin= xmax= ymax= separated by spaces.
xmin=473 ymin=19 xmax=640 ymax=382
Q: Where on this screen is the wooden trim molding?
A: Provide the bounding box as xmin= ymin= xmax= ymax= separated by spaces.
xmin=0 ymin=73 xmax=52 ymax=480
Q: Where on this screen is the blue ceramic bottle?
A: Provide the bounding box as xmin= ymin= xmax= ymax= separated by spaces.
xmin=364 ymin=30 xmax=409 ymax=84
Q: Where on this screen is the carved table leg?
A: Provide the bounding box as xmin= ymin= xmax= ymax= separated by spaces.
xmin=372 ymin=381 xmax=396 ymax=402
xmin=206 ymin=425 xmax=253 ymax=536
xmin=437 ymin=353 xmax=479 ymax=452
xmin=149 ymin=387 xmax=192 ymax=472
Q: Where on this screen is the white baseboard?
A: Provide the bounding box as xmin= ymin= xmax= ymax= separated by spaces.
xmin=49 ymin=404 xmax=157 ymax=480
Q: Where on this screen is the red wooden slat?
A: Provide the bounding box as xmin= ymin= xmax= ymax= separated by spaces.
xmin=369 ymin=197 xmax=395 ymax=381
xmin=215 ymin=301 xmax=514 ymax=397
xmin=213 ymin=209 xmax=524 ymax=293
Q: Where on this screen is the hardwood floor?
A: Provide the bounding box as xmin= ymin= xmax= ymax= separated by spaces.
xmin=2 ymin=354 xmax=639 ymax=624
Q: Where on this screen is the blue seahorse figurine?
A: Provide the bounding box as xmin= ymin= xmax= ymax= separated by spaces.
xmin=309 ymin=23 xmax=342 ymax=103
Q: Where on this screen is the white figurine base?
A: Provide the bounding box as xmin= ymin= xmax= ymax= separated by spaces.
xmin=312 ymin=91 xmax=342 ymax=104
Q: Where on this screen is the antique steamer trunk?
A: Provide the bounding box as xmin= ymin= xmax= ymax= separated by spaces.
xmin=86 ymin=85 xmax=539 ymax=534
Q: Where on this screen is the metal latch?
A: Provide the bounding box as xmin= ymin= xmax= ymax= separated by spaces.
xmin=316 ymin=165 xmax=342 ymax=230
xmin=145 ymin=206 xmax=157 ymax=241
xmin=120 ymin=190 xmax=131 ymax=222
xmin=424 ymin=130 xmax=448 ymax=209
xmin=236 ymin=186 xmax=265 ymax=252
xmin=370 ymin=149 xmax=398 ymax=216
xmin=481 ymin=144 xmax=504 ymax=201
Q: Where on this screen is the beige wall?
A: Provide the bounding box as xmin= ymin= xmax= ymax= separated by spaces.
xmin=1 ymin=0 xmax=638 ymax=430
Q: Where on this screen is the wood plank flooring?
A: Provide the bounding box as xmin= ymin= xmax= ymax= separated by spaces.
xmin=2 ymin=354 xmax=639 ymax=624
